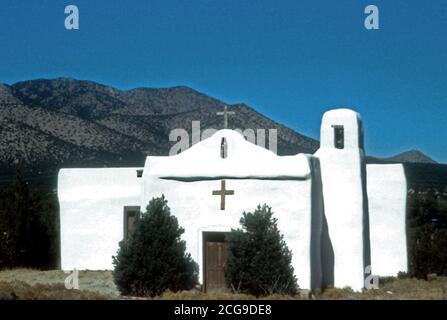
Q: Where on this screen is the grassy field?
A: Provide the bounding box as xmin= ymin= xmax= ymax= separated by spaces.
xmin=0 ymin=269 xmax=446 ymax=300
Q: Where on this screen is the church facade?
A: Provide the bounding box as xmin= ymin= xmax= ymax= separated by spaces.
xmin=58 ymin=108 xmax=408 ymax=292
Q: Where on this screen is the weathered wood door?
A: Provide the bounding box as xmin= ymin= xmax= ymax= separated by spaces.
xmin=205 ymin=241 xmax=228 ymax=293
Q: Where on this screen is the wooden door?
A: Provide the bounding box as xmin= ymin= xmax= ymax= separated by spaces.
xmin=205 ymin=241 xmax=228 ymax=293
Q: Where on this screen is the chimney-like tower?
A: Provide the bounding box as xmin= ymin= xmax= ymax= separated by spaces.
xmin=315 ymin=108 xmax=370 ymax=291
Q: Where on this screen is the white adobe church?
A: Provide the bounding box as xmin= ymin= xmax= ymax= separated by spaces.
xmin=58 ymin=108 xmax=408 ymax=292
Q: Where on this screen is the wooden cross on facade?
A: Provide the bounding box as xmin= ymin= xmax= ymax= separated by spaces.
xmin=216 ymin=105 xmax=235 ymax=129
xmin=212 ymin=180 xmax=234 ymax=210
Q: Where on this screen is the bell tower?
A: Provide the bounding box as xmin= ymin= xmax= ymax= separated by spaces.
xmin=315 ymin=108 xmax=370 ymax=291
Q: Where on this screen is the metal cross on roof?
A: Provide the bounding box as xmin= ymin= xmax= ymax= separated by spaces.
xmin=216 ymin=105 xmax=235 ymax=129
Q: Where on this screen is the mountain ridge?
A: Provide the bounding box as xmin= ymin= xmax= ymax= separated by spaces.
xmin=384 ymin=150 xmax=437 ymax=164
xmin=0 ymin=78 xmax=437 ymax=170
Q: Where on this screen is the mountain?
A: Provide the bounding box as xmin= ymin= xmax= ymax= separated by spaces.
xmin=0 ymin=78 xmax=319 ymax=171
xmin=384 ymin=150 xmax=437 ymax=164
xmin=0 ymin=78 xmax=444 ymax=192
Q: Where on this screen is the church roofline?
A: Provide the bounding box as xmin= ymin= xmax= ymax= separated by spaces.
xmin=143 ymin=130 xmax=314 ymax=180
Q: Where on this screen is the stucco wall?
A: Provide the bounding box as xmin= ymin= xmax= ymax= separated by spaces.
xmin=142 ymin=177 xmax=315 ymax=289
xmin=367 ymin=164 xmax=408 ymax=276
xmin=140 ymin=130 xmax=320 ymax=289
xmin=57 ymin=130 xmax=321 ymax=290
xmin=58 ymin=168 xmax=142 ymax=270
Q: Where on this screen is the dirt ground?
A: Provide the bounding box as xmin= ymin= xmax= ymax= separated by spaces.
xmin=0 ymin=269 xmax=446 ymax=300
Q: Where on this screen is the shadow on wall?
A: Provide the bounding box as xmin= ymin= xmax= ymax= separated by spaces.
xmin=310 ymin=157 xmax=335 ymax=290
xmin=310 ymin=207 xmax=335 ymax=290
xmin=321 ymin=214 xmax=335 ymax=288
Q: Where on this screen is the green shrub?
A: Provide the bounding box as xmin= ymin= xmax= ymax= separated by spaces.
xmin=225 ymin=204 xmax=298 ymax=296
xmin=112 ymin=195 xmax=198 ymax=297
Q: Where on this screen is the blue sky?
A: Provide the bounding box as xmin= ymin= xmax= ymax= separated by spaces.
xmin=0 ymin=0 xmax=446 ymax=162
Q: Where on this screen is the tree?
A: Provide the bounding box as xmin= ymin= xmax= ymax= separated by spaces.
xmin=0 ymin=170 xmax=58 ymax=270
xmin=112 ymin=195 xmax=198 ymax=297
xmin=225 ymin=204 xmax=298 ymax=296
xmin=407 ymin=190 xmax=447 ymax=278
xmin=411 ymin=225 xmax=447 ymax=278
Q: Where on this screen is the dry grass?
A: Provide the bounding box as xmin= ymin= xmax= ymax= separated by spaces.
xmin=0 ymin=269 xmax=446 ymax=300
xmin=0 ymin=281 xmax=112 ymax=300
xmin=316 ymin=277 xmax=447 ymax=300
xmin=0 ymin=268 xmax=119 ymax=296
xmin=154 ymin=290 xmax=307 ymax=300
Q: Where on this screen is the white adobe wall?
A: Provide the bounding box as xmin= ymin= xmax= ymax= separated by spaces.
xmin=146 ymin=129 xmax=313 ymax=180
xmin=367 ymin=164 xmax=408 ymax=276
xmin=142 ymin=178 xmax=314 ymax=288
xmin=58 ymin=168 xmax=142 ymax=270
xmin=314 ymin=109 xmax=369 ymax=291
xmin=141 ymin=130 xmax=321 ymax=289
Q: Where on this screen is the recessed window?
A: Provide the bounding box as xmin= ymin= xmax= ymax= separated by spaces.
xmin=332 ymin=125 xmax=344 ymax=149
xmin=220 ymin=137 xmax=228 ymax=159
xmin=124 ymin=206 xmax=140 ymax=240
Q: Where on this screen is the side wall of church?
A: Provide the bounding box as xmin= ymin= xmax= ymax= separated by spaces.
xmin=58 ymin=168 xmax=142 ymax=270
xmin=367 ymin=164 xmax=408 ymax=276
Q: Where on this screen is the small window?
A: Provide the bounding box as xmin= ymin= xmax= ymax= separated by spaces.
xmin=124 ymin=206 xmax=140 ymax=240
xmin=220 ymin=137 xmax=228 ymax=159
xmin=332 ymin=125 xmax=344 ymax=149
